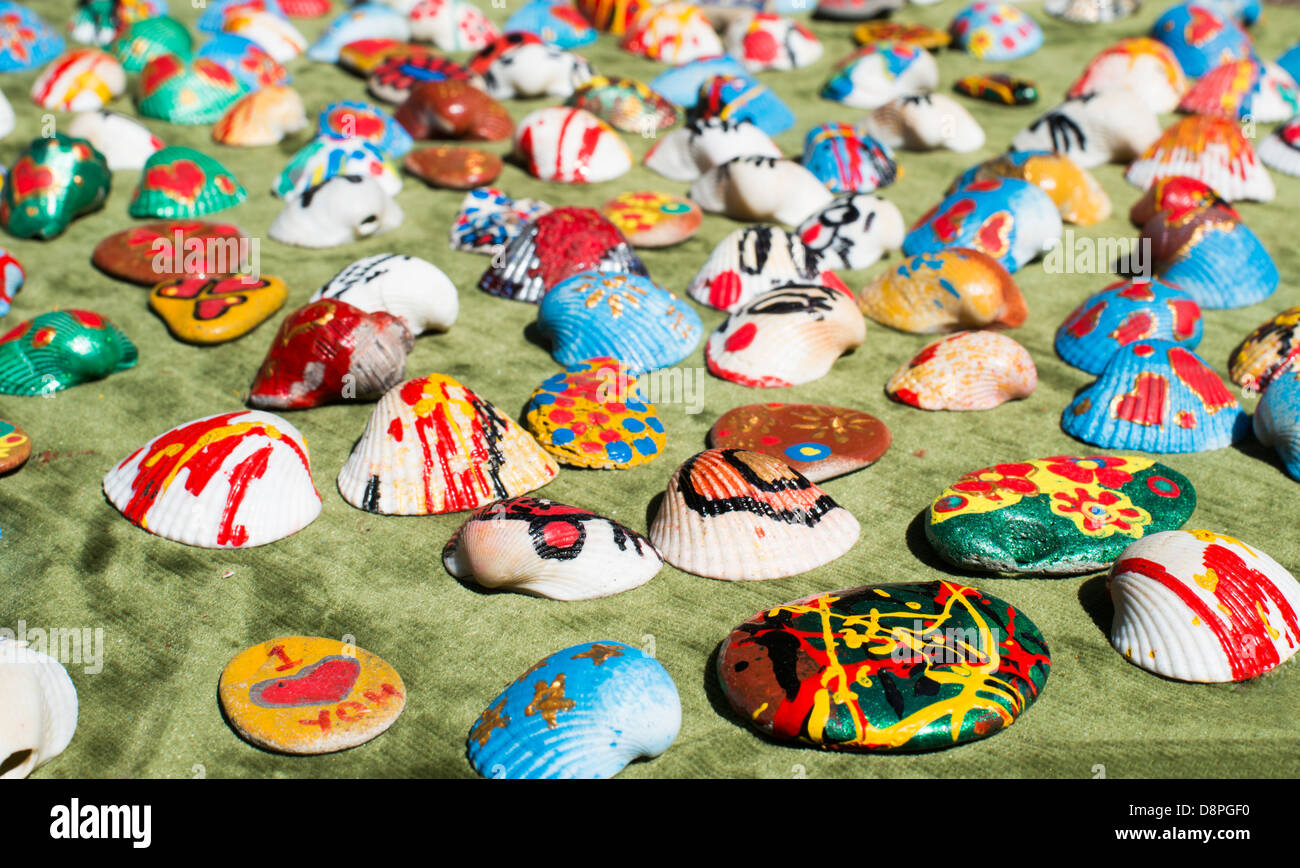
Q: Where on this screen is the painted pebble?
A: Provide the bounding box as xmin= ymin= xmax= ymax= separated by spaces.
xmin=93 ymin=221 xmax=249 ymax=286
xmin=887 ymin=330 xmax=1037 ymax=411
xmin=600 ymin=192 xmax=701 ymax=248
xmin=0 ymin=419 xmax=31 ymax=474
xmin=953 ymin=73 xmax=1038 ymax=106
xmin=567 ymin=75 xmax=678 ymax=134
xmin=404 ymin=146 xmax=502 ymax=189
xmin=708 ymin=403 xmax=890 ymax=482
xmin=0 ymin=134 xmax=111 ymax=240
xmin=854 ymin=21 xmax=950 ymax=49
xmin=149 ymin=275 xmax=289 ymax=345
xmin=0 ymin=310 xmax=136 ymax=396
xmin=394 ymin=80 xmax=512 ymax=141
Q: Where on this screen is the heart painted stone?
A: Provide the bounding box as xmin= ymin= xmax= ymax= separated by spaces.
xmin=599 ymin=192 xmax=701 ymax=248
xmin=149 ymin=275 xmax=289 ymax=345
xmin=0 ymin=418 xmax=31 ymax=474
xmin=717 ymin=581 xmax=1051 ymax=752
xmin=0 ymin=134 xmax=111 ymax=240
xmin=394 ymin=80 xmax=512 ymax=142
xmin=926 ymin=456 xmax=1197 ymax=575
xmin=404 ymin=146 xmax=503 ymax=190
xmin=709 ymin=403 xmax=890 ymax=482
xmin=219 ymin=636 xmax=406 ymax=754
xmin=93 ymin=222 xmax=250 ymax=286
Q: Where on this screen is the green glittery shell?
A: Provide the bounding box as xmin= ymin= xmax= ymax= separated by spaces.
xmin=0 ymin=309 xmax=138 ymax=395
xmin=129 ymin=147 xmax=247 ymax=218
xmin=109 ymin=16 xmax=193 ymax=72
xmin=0 ymin=134 xmax=111 ymax=240
xmin=137 ymin=53 xmax=247 ymax=124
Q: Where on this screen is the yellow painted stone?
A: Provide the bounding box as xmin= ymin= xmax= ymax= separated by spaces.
xmin=148 ymin=274 xmax=288 ymax=344
xmin=218 ymin=636 xmax=406 ymax=755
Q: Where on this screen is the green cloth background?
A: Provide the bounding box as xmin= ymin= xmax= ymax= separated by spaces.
xmin=2 ymin=0 xmax=1299 ymax=779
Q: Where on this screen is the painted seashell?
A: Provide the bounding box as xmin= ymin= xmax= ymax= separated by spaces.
xmin=1108 ymin=530 xmax=1300 ymax=682
xmin=1126 ymin=115 xmax=1273 ymax=202
xmin=567 ymin=75 xmax=677 ymax=134
xmin=796 ymin=194 xmax=904 ymax=271
xmin=513 ymin=107 xmax=631 ymax=184
xmin=450 ymin=186 xmax=551 ymax=255
xmin=0 ymin=2 xmax=64 ymax=72
xmin=309 ymin=253 xmax=458 ymax=335
xmin=690 ymin=74 xmax=794 ymax=137
xmin=337 ymin=373 xmax=559 ymax=515
xmin=317 ymin=100 xmax=413 ymax=158
xmin=1068 ymin=38 xmax=1187 ymax=114
xmin=708 ymin=403 xmax=890 ymax=482
xmin=475 ymin=41 xmax=594 ymax=100
xmin=1062 ymin=339 xmax=1248 ymax=452
xmin=1045 ymin=0 xmax=1139 ymax=21
xmin=138 ymin=54 xmax=250 ymax=125
xmin=707 ymin=283 xmax=865 ymax=388
xmin=1188 ymin=0 xmax=1261 ymax=21
xmin=1141 ymin=204 xmax=1277 ymax=310
xmin=129 ymin=147 xmax=245 ymax=218
xmin=725 ymin=13 xmax=821 ymax=72
xmin=854 ymin=21 xmax=951 ymax=50
xmin=198 ymin=0 xmax=289 ymax=32
xmin=1176 ymin=59 xmax=1257 ymax=119
xmin=887 ymin=330 xmax=1037 ymax=411
xmin=307 ymin=3 xmax=410 ymax=63
xmin=1152 ymin=2 xmax=1253 ymax=78
xmin=409 ymin=0 xmax=500 ymax=51
xmin=576 ymin=0 xmax=649 ymax=34
xmin=1230 ymin=307 xmax=1300 ymax=393
xmin=1258 ymin=116 xmax=1300 ymax=177
xmin=801 ymin=124 xmax=898 ymax=194
xmin=718 ymin=581 xmax=1050 ymax=751
xmin=281 ymin=0 xmax=331 ymax=14
xmin=30 ymin=48 xmax=126 ymax=112
xmin=1280 ymin=40 xmax=1300 ymax=87
xmin=950 ymin=1 xmax=1043 ymax=61
xmin=340 ymin=39 xmax=432 ymax=76
xmin=395 ymin=80 xmax=512 ymax=141
xmin=648 ymin=54 xmax=746 ymax=106
xmin=503 ymin=1 xmax=596 ymax=49
xmin=953 ymin=72 xmax=1038 ymax=106
xmin=538 ymin=271 xmax=703 ymax=376
xmin=467 ymin=641 xmax=679 ymax=779
xmin=466 ymin=31 xmax=543 ymax=75
xmin=109 ymin=16 xmax=192 ymax=73
xmin=861 ymin=94 xmax=985 ymax=154
xmin=949 ymin=151 xmax=1111 ymax=227
xmin=821 ymin=41 xmax=939 ymax=109
xmin=1057 ymin=279 xmax=1203 ymax=375
xmin=0 ymin=134 xmax=111 ymax=240
xmin=927 ymin=457 xmax=1196 ymax=575
xmin=621 ymin=2 xmax=724 ymax=65
xmin=905 ymin=178 xmax=1062 ymax=273
xmin=213 ymin=86 xmax=308 ymax=146
xmin=446 ymin=499 xmax=660 ymax=599
xmin=223 ymin=8 xmax=308 ymax=62
xmin=600 ymin=191 xmax=701 ymax=247
xmin=368 ymin=52 xmax=469 ymax=103
xmin=643 ymin=116 xmax=781 ymax=183
xmin=649 ymin=448 xmax=860 ymax=580
xmin=1253 ymin=62 xmax=1300 ymax=124
xmin=271 ymin=175 xmax=403 ymax=247
xmin=1129 ymin=174 xmax=1236 ymax=226
xmin=0 ymin=637 xmax=78 ymax=778
xmin=814 ymin=0 xmax=905 ymax=22
xmin=694 ymin=156 xmax=833 ymax=228
xmin=67 ymin=110 xmax=164 ymax=171
xmin=0 ymin=247 xmax=23 ymax=317
xmin=0 ymin=89 xmax=12 ymax=140
xmin=103 ymin=410 xmax=321 ymax=548
xmin=1010 ymin=91 xmax=1160 ymax=170
xmin=0 ymin=417 xmax=31 ymax=473
xmin=196 ymin=32 xmax=290 ymax=90
xmin=273 ymin=137 xmax=401 ymax=199
xmin=0 ymin=309 xmax=136 ymax=395
xmin=1253 ymin=370 xmax=1300 ymax=480
xmin=861 ymin=249 xmax=1026 ymax=335
xmin=67 ymin=0 xmax=120 ymax=47
xmin=688 ymin=226 xmax=837 ymax=313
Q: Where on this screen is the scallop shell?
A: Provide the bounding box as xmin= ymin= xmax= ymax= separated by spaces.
xmin=103 ymin=410 xmax=322 ymax=547
xmin=724 ymin=12 xmax=822 ymax=72
xmin=861 ymin=249 xmax=1026 ymax=335
xmin=309 ymin=253 xmax=458 ymax=335
xmin=0 ymin=637 xmax=77 ymax=779
xmin=1 ymin=134 xmax=112 ymax=240
xmin=1062 ymin=339 xmax=1249 ymax=453
xmin=222 ymin=9 xmax=308 ymax=62
xmin=212 ymin=86 xmax=309 ymax=147
xmin=949 ymin=1 xmax=1044 ymax=61
xmin=536 ymin=271 xmax=703 ymax=376
xmin=30 ymin=48 xmax=125 ymax=111
xmin=129 ymin=147 xmax=247 ymax=219
xmin=444 ymin=498 xmax=662 ymax=600
xmin=268 ymin=174 xmax=404 ymax=248
xmin=1151 ymin=2 xmax=1252 ymax=78
xmin=1108 ymin=530 xmax=1300 ymax=682
xmin=1056 ymin=278 xmax=1203 ymax=375
xmin=1068 ymin=37 xmax=1187 ymax=114
xmin=1126 ymin=115 xmax=1274 ymax=202
xmin=567 ymin=75 xmax=678 ymax=133
xmin=1011 ymin=91 xmax=1160 ymax=170
xmin=109 ymin=16 xmax=192 ymax=73
xmin=67 ymin=110 xmax=164 ymax=171
xmin=137 ymin=54 xmax=250 ymax=125
xmin=800 ymin=124 xmax=898 ymax=194
xmin=449 ymin=186 xmax=552 ymax=254
xmin=513 ymin=107 xmax=632 ymax=184
xmin=337 ymin=373 xmax=559 ymax=515
xmin=1229 ymin=307 xmax=1300 ymax=393
xmin=821 ymin=40 xmax=939 ymax=109
xmin=410 ymin=0 xmax=500 ymax=50
xmin=861 ymin=94 xmax=985 ymax=154
xmin=648 ymin=448 xmax=861 ymax=580
xmin=1142 ymin=204 xmax=1277 ymax=310
xmin=1045 ymin=0 xmax=1139 ymax=21
xmin=317 ymin=100 xmax=413 ymax=158
xmin=1177 ymin=59 xmax=1258 ymax=119
xmin=273 ymin=137 xmax=401 ymax=199
xmin=795 ymin=193 xmax=905 ymax=271
xmin=948 ymin=151 xmax=1111 ymax=227
xmin=621 ymin=2 xmax=724 ymax=64
xmin=690 ymin=74 xmax=795 ymax=136
xmin=466 ymin=641 xmax=680 ymax=779
xmin=643 ymin=116 xmax=782 ymax=183
xmin=904 ymin=177 xmax=1062 ymax=273
xmin=197 ymin=32 xmax=291 ymax=90
xmin=1253 ymin=371 xmax=1300 ymax=480
xmin=687 ymin=226 xmax=838 ymax=312
xmin=1258 ymin=116 xmax=1300 ymax=177
xmin=0 ymin=3 xmax=64 ymax=73
xmin=648 ymin=54 xmax=747 ymax=106
xmin=475 ymin=42 xmax=593 ymax=100
xmin=690 ymin=156 xmax=834 ymax=227
xmin=887 ymin=331 xmax=1036 ymax=411
xmin=307 ymin=3 xmax=410 ymax=63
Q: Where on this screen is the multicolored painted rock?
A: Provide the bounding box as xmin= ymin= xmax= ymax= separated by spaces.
xmin=1230 ymin=307 xmax=1300 ymax=393
xmin=1069 ymin=38 xmax=1187 ymax=115
xmin=404 ymin=146 xmax=502 ymax=189
xmin=887 ymin=330 xmax=1037 ymax=411
xmin=854 ymin=21 xmax=950 ymax=49
xmin=317 ymin=99 xmax=414 ymax=158
xmin=149 ymin=275 xmax=288 ymax=345
xmin=367 ymin=52 xmax=469 ymax=103
xmin=137 ymin=54 xmax=249 ymax=125
xmin=954 ymin=72 xmax=1038 ymax=106
xmin=567 ymin=75 xmax=678 ymax=134
xmin=449 ymin=186 xmax=551 ymax=255
xmin=860 ymin=249 xmax=1026 ymax=335
xmin=129 ymin=147 xmax=246 ymax=218
xmin=717 ymin=582 xmax=1051 ymax=751
xmin=524 ymin=358 xmax=665 ymax=469
xmin=0 ymin=2 xmax=65 ymax=72
xmin=1056 ymin=279 xmax=1203 ymax=375
xmin=708 ymin=403 xmax=890 ymax=482
xmin=950 ymin=1 xmax=1044 ymax=61
xmin=949 ymin=151 xmax=1111 ymax=226
xmin=0 ymin=134 xmax=111 ymax=240
xmin=109 ymin=16 xmax=192 ymax=72
xmin=1152 ymin=2 xmax=1253 ymax=78
xmin=0 ymin=247 xmax=23 ymax=317
xmin=93 ymin=221 xmax=249 ymax=286
xmin=30 ymin=48 xmax=126 ymax=111
xmin=599 ymin=192 xmax=701 ymax=247
xmin=0 ymin=310 xmax=137 ymax=396
xmin=0 ymin=419 xmax=30 ymax=474
xmin=1126 ymin=113 xmax=1274 ymax=203
xmin=219 ymin=637 xmax=405 ymax=753
xmin=394 ymin=80 xmax=512 ymax=141
xmin=905 ymin=178 xmax=1062 ymax=273
xmin=197 ymin=33 xmax=290 ymax=91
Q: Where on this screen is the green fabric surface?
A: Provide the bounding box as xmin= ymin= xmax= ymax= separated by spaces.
xmin=2 ymin=0 xmax=1300 ymax=779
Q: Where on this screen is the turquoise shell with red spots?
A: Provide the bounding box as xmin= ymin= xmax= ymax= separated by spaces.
xmin=0 ymin=2 xmax=65 ymax=72
xmin=0 ymin=309 xmax=137 ymax=396
xmin=904 ymin=177 xmax=1061 ymax=273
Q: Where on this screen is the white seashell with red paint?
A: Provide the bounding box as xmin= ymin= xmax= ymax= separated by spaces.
xmin=212 ymin=86 xmax=309 ymax=147
xmin=643 ymin=116 xmax=782 ymax=182
xmin=687 ymin=225 xmax=838 ymax=312
xmin=0 ymin=637 xmax=78 ymax=779
xmin=30 ymin=48 xmax=125 ymax=111
xmin=795 ymin=193 xmax=904 ymax=271
xmin=1125 ymin=115 xmax=1274 ymax=202
xmin=475 ymin=42 xmax=594 ymax=100
xmin=409 ymin=0 xmax=500 ymax=51
xmin=1068 ymin=37 xmax=1188 ymax=114
xmin=886 ymin=330 xmax=1037 ymax=411
xmin=66 ymin=110 xmax=164 ymax=170
xmin=224 ymin=9 xmax=309 ymax=63
xmin=689 ymin=155 xmax=834 ymax=226
xmin=621 ymin=2 xmax=724 ymax=65
xmin=1011 ymin=90 xmax=1160 ymax=169
xmin=514 ymin=106 xmax=632 ymax=183
xmin=723 ymin=12 xmax=823 ymax=72
xmin=861 ymin=93 xmax=985 ymax=153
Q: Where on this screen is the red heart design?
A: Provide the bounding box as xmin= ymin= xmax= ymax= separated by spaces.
xmin=931 ymin=198 xmax=975 ymax=243
xmin=145 ymin=160 xmax=207 ymax=205
xmin=9 ymin=159 xmax=55 ymax=199
xmin=195 ymin=296 xmax=245 ymax=320
xmin=249 ymin=655 xmax=361 ymax=707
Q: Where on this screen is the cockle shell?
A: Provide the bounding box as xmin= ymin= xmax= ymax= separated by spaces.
xmin=0 ymin=134 xmax=112 ymax=240
xmin=948 ymin=151 xmax=1112 ymax=227
xmin=861 ymin=93 xmax=985 ymax=154
xmin=821 ymin=40 xmax=939 ymax=109
xmin=1045 ymin=0 xmax=1139 ymax=21
xmin=0 ymin=2 xmax=64 ymax=72
xmin=860 ymin=249 xmax=1026 ymax=335
xmin=1108 ymin=530 xmax=1300 ymax=682
xmin=1254 ymin=370 xmax=1300 ymax=480
xmin=449 ymin=186 xmax=551 ymax=254
xmin=317 ymin=100 xmax=414 ymax=158
xmin=1068 ymin=37 xmax=1188 ymax=114
xmin=337 ymin=373 xmax=559 ymax=515
xmin=800 ymin=124 xmax=898 ymax=194
xmin=129 ymin=147 xmax=246 ymax=218
xmin=725 ymin=12 xmax=822 ymax=72
xmin=1056 ymin=278 xmax=1203 ymax=375
xmin=949 ymin=1 xmax=1043 ymax=61
xmin=273 ymin=137 xmax=401 ymax=199
xmin=0 ymin=637 xmax=77 ymax=778
xmin=103 ymin=410 xmax=322 ymax=548
xmin=197 ymin=32 xmax=291 ymax=90
xmin=444 ymin=499 xmax=662 ymax=600
xmin=904 ymin=178 xmax=1062 ymax=273
xmin=1259 ymin=116 xmax=1300 ymax=177
xmin=649 ymin=448 xmax=861 ymax=580
xmin=1151 ymin=2 xmax=1252 ymax=78
xmin=887 ymin=330 xmax=1037 ymax=411
xmin=307 ymin=3 xmax=410 ymax=63
xmin=1177 ymin=59 xmax=1258 ymax=119
xmin=796 ymin=193 xmax=905 ymax=271
xmin=567 ymin=75 xmax=678 ymax=134
xmin=310 ymin=254 xmax=458 ymax=335
xmin=648 ymin=54 xmax=747 ymax=106
xmin=1062 ymin=339 xmax=1248 ymax=452
xmin=621 ymin=2 xmax=723 ymax=65
xmin=67 ymin=111 xmax=164 ymax=171
xmin=409 ymin=0 xmax=500 ymax=50
xmin=691 ymin=156 xmax=834 ymax=227
xmin=30 ymin=48 xmax=126 ymax=111
xmin=690 ymin=74 xmax=795 ymax=136
xmin=687 ymin=226 xmax=840 ymax=312
xmin=707 ymin=283 xmax=866 ymax=388
xmin=212 ymin=86 xmax=308 ymax=147
xmin=394 ymin=80 xmax=513 ymax=141
xmin=467 ymin=641 xmax=680 ymax=779
xmin=643 ymin=116 xmax=782 ymax=183
xmin=1125 ymin=115 xmax=1274 ymax=202
xmin=1230 ymin=307 xmax=1300 ymax=393
xmin=503 ymin=1 xmax=596 ymax=49
xmin=513 ymin=107 xmax=632 ymax=184
xmin=1011 ymin=91 xmax=1160 ymax=170
xmin=137 ymin=54 xmax=251 ymax=125
xmin=1140 ymin=203 xmax=1277 ymax=310
xmin=0 ymin=309 xmax=136 ymax=396
xmin=474 ymin=41 xmax=593 ymax=100
xmin=268 ymin=175 xmax=404 ymax=248
xmin=222 ymin=9 xmax=307 ymax=62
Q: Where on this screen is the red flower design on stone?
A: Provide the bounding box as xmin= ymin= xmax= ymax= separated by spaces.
xmin=1052 ymin=488 xmax=1142 ymax=533
xmin=951 ymin=462 xmax=1038 ymax=500
xmin=1043 ymin=456 xmax=1132 ymax=488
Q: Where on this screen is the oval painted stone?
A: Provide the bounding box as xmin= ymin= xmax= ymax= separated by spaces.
xmin=953 ymin=73 xmax=1039 ymax=106
xmin=600 ymin=192 xmax=702 ymax=248
xmin=92 ymin=222 xmax=250 ymax=286
xmin=718 ymin=581 xmax=1051 ymax=752
xmin=219 ymin=636 xmax=406 ymax=755
xmin=853 ymin=21 xmax=951 ymax=49
xmin=926 ymin=456 xmax=1196 ymax=575
xmin=149 ymin=275 xmax=289 ymax=345
xmin=709 ymin=403 xmax=890 ymax=483
xmin=0 ymin=419 xmax=31 ymax=474
xmin=404 ymin=146 xmax=502 ymax=189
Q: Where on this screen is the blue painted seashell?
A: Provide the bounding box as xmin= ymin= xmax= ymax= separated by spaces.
xmin=538 ymin=271 xmax=704 ymax=376
xmin=949 ymin=1 xmax=1043 ymax=62
xmin=504 ymin=1 xmax=598 ymax=49
xmin=1279 ymin=41 xmax=1300 ymax=85
xmin=198 ymin=0 xmax=286 ymax=33
xmin=690 ymin=74 xmax=794 ymax=136
xmin=197 ymin=33 xmax=290 ymax=89
xmin=1062 ymin=339 xmax=1249 ymax=453
xmin=1056 ymin=278 xmax=1204 ymax=375
xmin=802 ymin=123 xmax=898 ymax=194
xmin=0 ymin=2 xmax=65 ymax=72
xmin=1194 ymin=0 xmax=1261 ymax=25
xmin=649 ymin=55 xmax=747 ymax=107
xmin=1141 ymin=204 xmax=1278 ymax=310
xmin=904 ymin=178 xmax=1062 ymax=273
xmin=467 ymin=641 xmax=681 ymax=779
xmin=1151 ymin=2 xmax=1255 ymax=78
xmin=306 ymin=3 xmax=410 ymax=63
xmin=273 ymin=137 xmax=401 ymax=199
xmin=1253 ymin=371 xmax=1300 ymax=481
xmin=821 ymin=40 xmax=939 ymax=109
xmin=317 ymin=100 xmax=412 ymax=158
